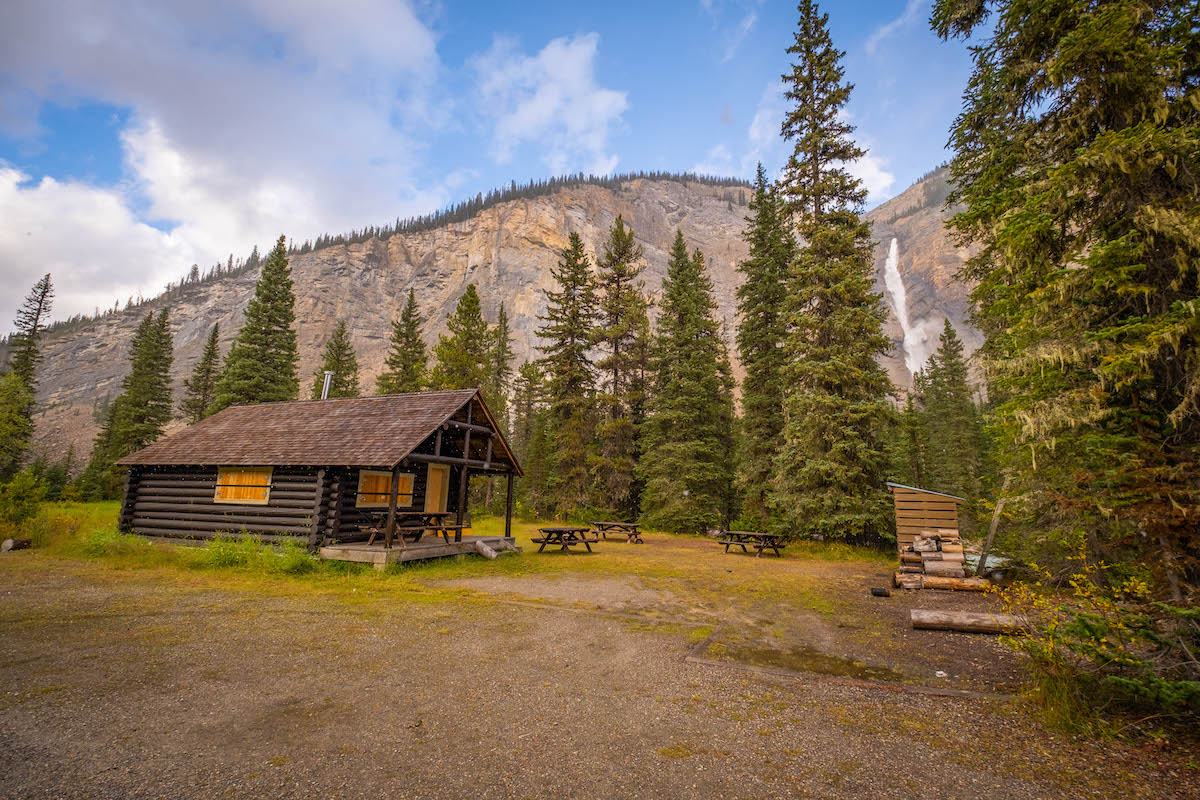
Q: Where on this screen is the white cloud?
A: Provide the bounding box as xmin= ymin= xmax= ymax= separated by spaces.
xmin=720 ymin=12 xmax=758 ymax=63
xmin=865 ymin=0 xmax=925 ymax=55
xmin=692 ymin=144 xmax=735 ymax=176
xmin=846 ymin=152 xmax=896 ymax=200
xmin=471 ymin=34 xmax=628 ymax=176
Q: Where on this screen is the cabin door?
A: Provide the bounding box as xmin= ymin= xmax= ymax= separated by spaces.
xmin=425 ymin=464 xmax=450 ymax=513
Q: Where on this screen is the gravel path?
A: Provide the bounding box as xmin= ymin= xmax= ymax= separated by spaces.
xmin=1 ymin=560 xmax=1196 ymax=799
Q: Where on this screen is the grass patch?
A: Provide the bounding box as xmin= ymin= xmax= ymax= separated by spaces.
xmin=657 ymin=745 xmax=693 ymax=759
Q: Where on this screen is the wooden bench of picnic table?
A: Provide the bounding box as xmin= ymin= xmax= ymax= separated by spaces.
xmin=361 ymin=511 xmax=460 ymax=547
xmin=589 ymin=521 xmax=643 ymax=543
xmin=717 ymin=530 xmax=786 ymax=558
xmin=533 ymin=527 xmax=599 ymax=553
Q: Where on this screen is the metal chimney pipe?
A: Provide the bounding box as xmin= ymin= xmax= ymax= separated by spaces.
xmin=321 ymin=371 xmax=334 ymax=399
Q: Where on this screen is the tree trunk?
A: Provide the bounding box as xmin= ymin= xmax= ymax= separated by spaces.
xmin=911 ymin=609 xmax=1025 ymax=634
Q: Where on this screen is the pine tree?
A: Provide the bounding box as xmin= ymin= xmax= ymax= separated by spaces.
xmin=592 ymin=215 xmax=650 ymax=517
xmin=772 ymin=0 xmax=894 ymax=544
xmin=211 ymin=235 xmax=298 ymax=411
xmin=933 ymin=0 xmax=1200 ymax=592
xmin=0 ymin=371 xmax=34 ymax=482
xmin=736 ymin=164 xmax=794 ymax=523
xmin=180 ymin=324 xmax=220 ymax=423
xmin=639 ymin=232 xmax=736 ymax=534
xmin=537 ymin=233 xmax=599 ymax=516
xmin=890 ymin=390 xmax=927 ymax=489
xmin=311 ymin=321 xmax=361 ymax=399
xmin=376 ymin=289 xmax=428 ymax=395
xmin=8 ymin=273 xmax=54 ymax=393
xmin=430 ymin=285 xmax=490 ymax=391
xmin=921 ymin=320 xmax=981 ymax=501
xmin=509 ymin=360 xmax=546 ymax=511
xmin=485 ymin=303 xmax=515 ymax=427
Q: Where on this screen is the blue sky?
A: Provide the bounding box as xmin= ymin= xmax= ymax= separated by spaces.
xmin=0 ymin=0 xmax=972 ymax=327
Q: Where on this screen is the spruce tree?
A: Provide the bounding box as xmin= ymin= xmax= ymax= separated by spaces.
xmin=311 ymin=321 xmax=361 ymax=398
xmin=376 ymin=288 xmax=428 ymax=394
xmin=592 ymin=215 xmax=650 ymax=517
xmin=485 ymin=302 xmax=515 ymax=427
xmin=933 ymin=0 xmax=1200 ymax=592
xmin=78 ymin=398 xmax=124 ymax=500
xmin=8 ymin=273 xmax=54 ymax=393
xmin=537 ymin=233 xmax=599 ymax=516
xmin=639 ymin=232 xmax=736 ymax=534
xmin=772 ymin=0 xmax=894 ymax=544
xmin=180 ymin=323 xmax=220 ymax=423
xmin=736 ymin=164 xmax=794 ymax=524
xmin=211 ymin=235 xmax=299 ymax=411
xmin=0 ymin=371 xmax=34 ymax=481
xmin=430 ymin=284 xmax=490 ymax=391
xmin=921 ymin=320 xmax=981 ymax=501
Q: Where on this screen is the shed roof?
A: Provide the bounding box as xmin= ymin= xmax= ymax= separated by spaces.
xmin=116 ymin=389 xmax=520 ymax=472
xmin=886 ymin=482 xmax=965 ymax=502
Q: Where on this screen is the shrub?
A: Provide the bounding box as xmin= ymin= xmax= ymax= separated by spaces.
xmin=0 ymin=468 xmax=47 ymax=527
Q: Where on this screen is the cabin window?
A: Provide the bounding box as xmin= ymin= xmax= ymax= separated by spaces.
xmin=214 ymin=467 xmax=273 ymax=505
xmin=357 ymin=470 xmax=414 ymax=508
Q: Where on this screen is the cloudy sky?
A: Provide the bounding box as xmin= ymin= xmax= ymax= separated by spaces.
xmin=0 ymin=0 xmax=973 ymax=330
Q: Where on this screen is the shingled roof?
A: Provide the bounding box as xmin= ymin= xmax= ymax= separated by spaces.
xmin=116 ymin=388 xmax=519 ymax=471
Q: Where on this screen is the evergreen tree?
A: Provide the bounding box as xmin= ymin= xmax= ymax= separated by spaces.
xmin=921 ymin=320 xmax=981 ymax=501
xmin=735 ymin=164 xmax=794 ymax=523
xmin=311 ymin=321 xmax=361 ymax=399
xmin=376 ymin=288 xmax=428 ymax=394
xmin=430 ymin=284 xmax=490 ymax=391
xmin=592 ymin=216 xmax=650 ymax=517
xmin=933 ymin=0 xmax=1200 ymax=592
xmin=180 ymin=324 xmax=220 ymax=424
xmin=211 ymin=235 xmax=299 ymax=411
xmin=485 ymin=302 xmax=515 ymax=427
xmin=0 ymin=371 xmax=34 ymax=482
xmin=890 ymin=389 xmax=928 ymax=489
xmin=772 ymin=0 xmax=894 ymax=544
xmin=509 ymin=360 xmax=547 ymax=511
xmin=8 ymin=273 xmax=54 ymax=393
xmin=78 ymin=398 xmax=123 ymax=500
xmin=639 ymin=232 xmax=736 ymax=533
xmin=537 ymin=233 xmax=599 ymax=516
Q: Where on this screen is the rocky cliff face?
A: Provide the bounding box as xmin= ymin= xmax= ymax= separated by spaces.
xmin=28 ymin=171 xmax=976 ymax=461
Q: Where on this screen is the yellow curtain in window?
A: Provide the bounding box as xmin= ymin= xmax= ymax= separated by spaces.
xmin=214 ymin=467 xmax=273 ymax=504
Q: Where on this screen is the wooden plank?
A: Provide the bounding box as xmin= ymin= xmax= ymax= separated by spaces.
xmin=894 ymin=509 xmax=960 ymax=520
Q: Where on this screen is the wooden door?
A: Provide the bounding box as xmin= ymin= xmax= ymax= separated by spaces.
xmin=425 ymin=464 xmax=450 ymax=513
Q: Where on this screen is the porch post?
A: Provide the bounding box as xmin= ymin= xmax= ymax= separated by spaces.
xmin=505 ymin=471 xmax=514 ymax=540
xmin=384 ymin=466 xmax=401 ymax=550
xmin=456 ymin=428 xmax=471 ymax=543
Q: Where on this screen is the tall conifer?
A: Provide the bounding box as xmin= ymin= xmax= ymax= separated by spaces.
xmin=311 ymin=321 xmax=361 ymax=398
xmin=592 ymin=216 xmax=649 ymax=516
xmin=0 ymin=371 xmax=34 ymax=481
xmin=181 ymin=324 xmax=220 ymax=423
xmin=430 ymin=284 xmax=490 ymax=391
xmin=485 ymin=303 xmax=515 ymax=427
xmin=211 ymin=235 xmax=298 ymax=411
xmin=921 ymin=320 xmax=980 ymax=500
xmin=772 ymin=0 xmax=894 ymax=544
xmin=736 ymin=164 xmax=793 ymax=523
xmin=8 ymin=274 xmax=54 ymax=394
xmin=537 ymin=233 xmax=599 ymax=516
xmin=376 ymin=289 xmax=428 ymax=394
xmin=639 ymin=232 xmax=736 ymax=533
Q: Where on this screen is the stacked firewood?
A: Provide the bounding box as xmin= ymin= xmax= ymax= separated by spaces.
xmin=899 ymin=528 xmax=965 ymax=578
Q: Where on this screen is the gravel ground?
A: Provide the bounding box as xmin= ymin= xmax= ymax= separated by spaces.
xmin=1 ymin=558 xmax=1197 ymax=799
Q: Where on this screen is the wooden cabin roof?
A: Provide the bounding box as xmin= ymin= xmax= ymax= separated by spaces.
xmin=116 ymin=389 xmax=521 ymax=472
xmin=886 ymin=482 xmax=965 ymax=503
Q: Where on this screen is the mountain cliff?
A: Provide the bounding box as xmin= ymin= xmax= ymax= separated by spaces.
xmin=26 ymin=170 xmax=977 ymax=461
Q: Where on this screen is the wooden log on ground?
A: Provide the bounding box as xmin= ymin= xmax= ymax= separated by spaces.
xmin=893 ymin=572 xmax=923 ymax=590
xmin=920 ymin=574 xmax=990 ymax=591
xmin=474 ymin=540 xmax=499 ymax=560
xmin=924 ymin=562 xmax=966 ymax=578
xmin=911 ymin=609 xmax=1025 ymax=634
xmin=2 ymin=537 xmax=32 ymax=552
xmin=900 ymin=551 xmax=922 ymax=564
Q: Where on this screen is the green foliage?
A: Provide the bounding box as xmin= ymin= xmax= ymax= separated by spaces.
xmin=933 ymin=0 xmax=1200 ymax=592
xmin=537 ymin=233 xmax=600 ymax=516
xmin=7 ymin=273 xmax=54 ymax=395
xmin=376 ymin=288 xmax=428 ymax=395
xmin=211 ymin=235 xmax=299 ymax=411
xmin=0 ymin=467 xmax=46 ymax=526
xmin=888 ymin=391 xmax=928 ymax=489
xmin=639 ymin=232 xmax=736 ymax=534
xmin=0 ymin=370 xmax=34 ymax=482
xmin=772 ymin=0 xmax=894 ymax=545
xmin=591 ymin=216 xmax=651 ymax=518
xmin=310 ymin=320 xmax=361 ymax=398
xmin=430 ymin=284 xmax=491 ymax=391
xmin=484 ymin=302 xmax=515 ymax=427
xmin=921 ymin=320 xmax=984 ymax=504
xmin=180 ymin=323 xmax=221 ymax=423
xmin=27 ymin=447 xmax=74 ymax=501
xmin=736 ymin=165 xmax=794 ymax=524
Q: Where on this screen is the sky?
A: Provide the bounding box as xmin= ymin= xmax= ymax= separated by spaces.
xmin=0 ymin=0 xmax=974 ymax=331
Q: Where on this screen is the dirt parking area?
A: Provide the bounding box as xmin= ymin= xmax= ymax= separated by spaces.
xmin=1 ymin=532 xmax=1196 ymax=799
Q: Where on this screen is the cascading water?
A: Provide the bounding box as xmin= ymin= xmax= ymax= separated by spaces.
xmin=882 ymin=237 xmax=922 ymax=376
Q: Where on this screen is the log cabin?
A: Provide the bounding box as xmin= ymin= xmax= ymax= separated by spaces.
xmin=115 ymin=389 xmax=521 ymax=561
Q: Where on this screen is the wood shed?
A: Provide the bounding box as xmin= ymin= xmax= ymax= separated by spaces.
xmin=115 ymin=389 xmax=521 ymax=561
xmin=886 ymin=482 xmax=965 ymax=551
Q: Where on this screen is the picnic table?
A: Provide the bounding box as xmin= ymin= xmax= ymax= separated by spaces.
xmin=590 ymin=520 xmax=643 ymax=543
xmin=532 ymin=526 xmax=599 ymax=553
xmin=363 ymin=511 xmax=460 ymax=548
xmin=717 ymin=530 xmax=786 ymax=558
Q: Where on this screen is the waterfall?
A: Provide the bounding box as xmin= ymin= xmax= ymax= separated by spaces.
xmin=882 ymin=237 xmax=922 ymax=376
